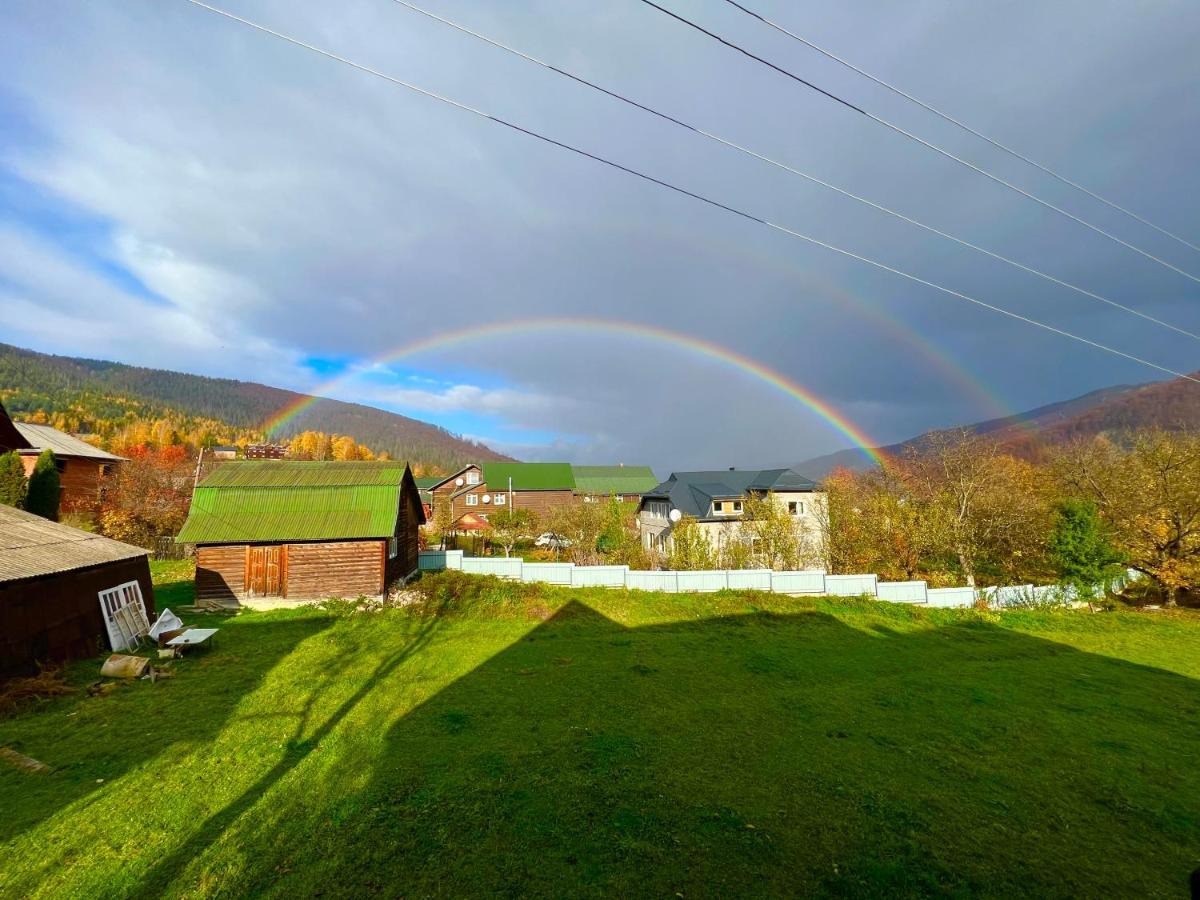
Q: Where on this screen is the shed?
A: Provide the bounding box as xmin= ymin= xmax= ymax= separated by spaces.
xmin=176 ymin=460 xmax=426 ymax=607
xmin=0 ymin=504 xmax=155 ymax=676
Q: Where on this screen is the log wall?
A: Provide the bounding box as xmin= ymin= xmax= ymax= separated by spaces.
xmin=285 ymin=542 xmax=384 ymax=599
xmin=196 ymin=545 xmax=246 ymax=605
xmin=0 ymin=556 xmax=155 ymax=677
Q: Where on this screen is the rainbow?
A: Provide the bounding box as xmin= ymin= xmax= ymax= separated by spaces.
xmin=264 ymin=317 xmax=887 ymax=466
xmin=598 ymin=221 xmax=1017 ymax=423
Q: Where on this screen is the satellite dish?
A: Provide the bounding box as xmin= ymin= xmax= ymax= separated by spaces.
xmin=669 ymin=508 xmax=682 ymax=522
xmin=482 ymin=494 xmax=491 ymax=504
xmin=455 ymin=477 xmax=464 ymax=486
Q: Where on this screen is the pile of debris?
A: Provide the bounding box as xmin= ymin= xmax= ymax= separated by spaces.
xmin=98 ymin=607 xmax=220 ymax=684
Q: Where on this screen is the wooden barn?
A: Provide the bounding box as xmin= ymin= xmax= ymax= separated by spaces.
xmin=0 ymin=504 xmax=155 ymax=677
xmin=176 ymin=461 xmax=425 ymax=607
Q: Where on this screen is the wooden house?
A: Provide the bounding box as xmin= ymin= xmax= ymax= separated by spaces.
xmin=427 ymin=462 xmax=574 ymax=524
xmin=0 ymin=504 xmax=155 ymax=676
xmin=0 ymin=404 xmax=125 ymax=518
xmin=427 ymin=463 xmax=658 ymax=528
xmin=176 ymin=461 xmax=425 ymax=607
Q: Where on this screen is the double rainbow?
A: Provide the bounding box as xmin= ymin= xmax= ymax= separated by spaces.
xmin=263 ymin=317 xmax=887 ymax=466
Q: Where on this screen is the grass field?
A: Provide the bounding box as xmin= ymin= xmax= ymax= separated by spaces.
xmin=2 ymin=565 xmax=1199 ymax=897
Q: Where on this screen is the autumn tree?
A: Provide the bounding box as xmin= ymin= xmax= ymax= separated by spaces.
xmin=905 ymin=431 xmax=1051 ymax=587
xmin=738 ymin=493 xmax=814 ymax=570
xmin=488 ymin=508 xmax=536 ymax=558
xmin=24 ymin=449 xmax=61 ymax=521
xmin=0 ymin=451 xmax=26 ymax=508
xmin=667 ymin=515 xmax=717 ymax=570
xmin=548 ymin=500 xmax=608 ymax=565
xmin=433 ymin=496 xmax=455 ymax=550
xmin=821 ymin=463 xmax=945 ymax=581
xmin=99 ymin=445 xmax=195 ymax=548
xmin=1054 ymin=431 xmax=1200 ymax=605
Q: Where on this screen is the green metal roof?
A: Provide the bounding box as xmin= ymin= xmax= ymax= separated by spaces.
xmin=481 ymin=462 xmax=576 ymax=491
xmin=201 ymin=460 xmax=409 ymax=488
xmin=414 ymin=476 xmax=443 ymax=489
xmin=177 ymin=461 xmax=415 ymax=543
xmin=571 ymin=465 xmax=658 ymax=495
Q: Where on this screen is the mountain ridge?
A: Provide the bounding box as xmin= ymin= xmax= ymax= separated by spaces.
xmin=795 ymin=373 xmax=1200 ymax=478
xmin=0 ymin=342 xmax=510 ymax=470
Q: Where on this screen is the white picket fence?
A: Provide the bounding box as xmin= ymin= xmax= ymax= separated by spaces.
xmin=417 ymin=551 xmax=1138 ymax=609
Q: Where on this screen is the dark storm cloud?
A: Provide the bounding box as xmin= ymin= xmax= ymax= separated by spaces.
xmin=0 ymin=0 xmax=1196 ymax=470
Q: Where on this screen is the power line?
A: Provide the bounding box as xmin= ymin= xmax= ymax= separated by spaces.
xmin=721 ymin=0 xmax=1200 ymax=256
xmin=180 ymin=0 xmax=1200 ymax=387
xmin=636 ymin=0 xmax=1200 ymax=286
xmin=387 ymin=0 xmax=1200 ymax=341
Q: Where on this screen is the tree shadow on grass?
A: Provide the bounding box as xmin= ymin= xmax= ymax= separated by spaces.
xmin=128 ymin=592 xmax=453 ymax=899
xmin=249 ymin=602 xmax=1200 ymax=899
xmin=0 ymin=612 xmax=334 ymax=845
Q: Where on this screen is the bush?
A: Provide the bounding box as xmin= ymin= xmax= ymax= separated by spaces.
xmin=0 ymin=451 xmax=26 ymax=508
xmin=24 ymin=449 xmax=61 ymax=521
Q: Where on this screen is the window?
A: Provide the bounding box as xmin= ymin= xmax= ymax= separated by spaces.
xmin=466 ymin=493 xmax=478 ymax=506
xmin=494 ymin=494 xmax=506 ymax=505
xmin=466 ymin=471 xmax=480 ymax=485
xmin=788 ymin=501 xmax=805 ymax=516
xmin=389 ymin=537 xmax=399 ymax=559
xmin=713 ymin=501 xmax=724 ymax=514
xmin=54 ymin=459 xmax=68 ymax=474
xmin=733 ymin=501 xmax=743 ymax=513
xmin=98 ymin=581 xmax=149 ymax=652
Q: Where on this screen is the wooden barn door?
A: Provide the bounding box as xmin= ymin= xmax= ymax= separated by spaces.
xmin=246 ymin=546 xmax=284 ymax=596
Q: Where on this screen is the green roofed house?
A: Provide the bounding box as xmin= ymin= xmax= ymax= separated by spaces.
xmin=425 ymin=462 xmax=658 ymax=526
xmin=571 ymin=466 xmax=659 ymax=502
xmin=176 ymin=460 xmax=425 ymax=608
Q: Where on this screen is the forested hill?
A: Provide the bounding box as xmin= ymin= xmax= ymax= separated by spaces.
xmin=0 ymin=343 xmax=510 ymax=470
xmin=796 ymin=371 xmax=1200 ymax=478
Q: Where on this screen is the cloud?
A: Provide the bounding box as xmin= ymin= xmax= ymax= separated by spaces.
xmin=0 ymin=0 xmax=1197 ymax=471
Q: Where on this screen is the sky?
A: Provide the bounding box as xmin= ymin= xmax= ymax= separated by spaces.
xmin=1 ymin=0 xmax=1198 ymax=473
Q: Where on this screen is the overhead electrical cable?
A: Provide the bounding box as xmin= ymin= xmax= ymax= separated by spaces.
xmin=635 ymin=0 xmax=1200 ymax=286
xmin=385 ymin=0 xmax=1200 ymax=340
xmin=180 ymin=0 xmax=1200 ymax=387
xmin=721 ymin=0 xmax=1200 ymax=256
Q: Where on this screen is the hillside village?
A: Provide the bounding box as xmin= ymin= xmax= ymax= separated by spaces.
xmin=4 ymin=387 xmax=1200 ymax=642
xmin=4 ymin=1 xmax=1200 ymax=894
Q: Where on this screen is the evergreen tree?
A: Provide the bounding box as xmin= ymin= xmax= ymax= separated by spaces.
xmin=1048 ymin=499 xmax=1123 ymax=602
xmin=24 ymin=449 xmax=61 ymax=521
xmin=0 ymin=451 xmax=27 ymax=508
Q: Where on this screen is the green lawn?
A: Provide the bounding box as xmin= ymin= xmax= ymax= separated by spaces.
xmin=2 ymin=569 xmax=1199 ymax=897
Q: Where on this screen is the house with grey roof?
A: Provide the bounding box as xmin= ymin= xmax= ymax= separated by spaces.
xmin=637 ymin=467 xmax=826 ymax=566
xmin=0 ymin=402 xmax=125 ymax=518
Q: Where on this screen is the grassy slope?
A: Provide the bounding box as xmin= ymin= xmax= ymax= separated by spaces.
xmin=1 ymin=567 xmax=1198 ymax=898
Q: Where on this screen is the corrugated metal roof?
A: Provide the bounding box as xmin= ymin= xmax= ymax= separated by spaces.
xmin=177 ymin=483 xmax=403 ymax=543
xmin=200 ymin=460 xmax=409 ymax=488
xmin=0 ymin=505 xmax=147 ymax=582
xmin=571 ymin=465 xmax=658 ymax=495
xmin=481 ymin=462 xmax=576 ymax=492
xmin=177 ymin=461 xmax=424 ymax=543
xmin=15 ymin=424 xmax=125 ymax=462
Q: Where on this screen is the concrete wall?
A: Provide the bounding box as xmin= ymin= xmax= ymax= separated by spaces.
xmin=414 ymin=552 xmax=1122 ymax=610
